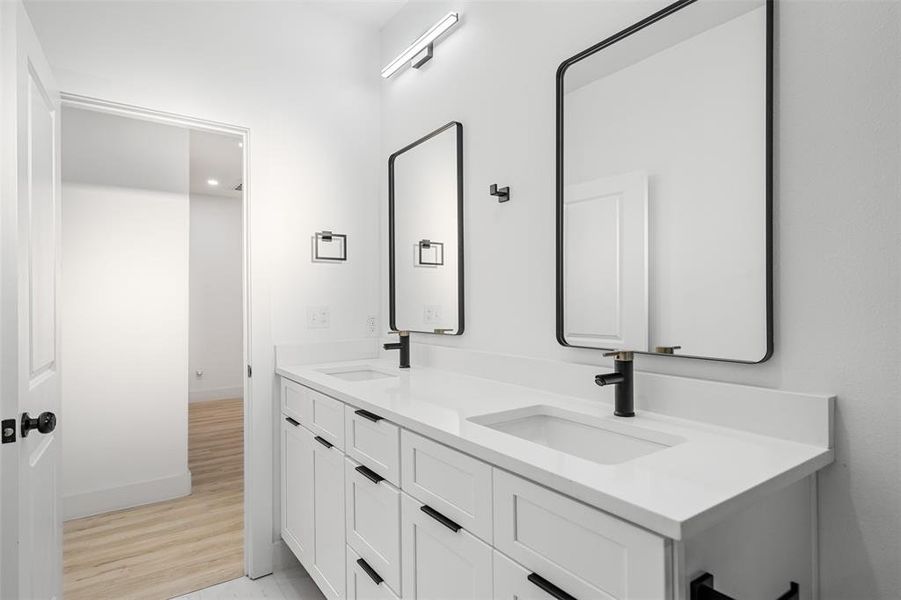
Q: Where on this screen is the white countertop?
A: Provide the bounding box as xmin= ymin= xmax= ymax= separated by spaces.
xmin=277 ymin=359 xmax=833 ymax=540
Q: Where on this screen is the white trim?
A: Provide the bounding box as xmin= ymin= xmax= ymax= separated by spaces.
xmin=63 ymin=471 xmax=192 ymax=521
xmin=57 ymin=93 xmax=264 ymax=578
xmin=190 ymin=386 xmax=244 ymax=403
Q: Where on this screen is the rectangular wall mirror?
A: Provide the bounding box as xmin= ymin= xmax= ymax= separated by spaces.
xmin=389 ymin=121 xmax=464 ymax=335
xmin=557 ymin=0 xmax=772 ymax=363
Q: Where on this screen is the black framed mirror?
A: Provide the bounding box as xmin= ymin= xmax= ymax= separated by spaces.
xmin=388 ymin=121 xmax=464 ymax=335
xmin=556 ymin=0 xmax=773 ymax=363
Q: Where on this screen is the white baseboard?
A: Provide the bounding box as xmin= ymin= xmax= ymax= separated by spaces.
xmin=63 ymin=470 xmax=192 ymax=520
xmin=190 ymin=385 xmax=244 ymax=403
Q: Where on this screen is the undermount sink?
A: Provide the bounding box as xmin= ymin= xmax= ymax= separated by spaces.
xmin=469 ymin=405 xmax=684 ymax=465
xmin=318 ymin=367 xmax=397 ymax=382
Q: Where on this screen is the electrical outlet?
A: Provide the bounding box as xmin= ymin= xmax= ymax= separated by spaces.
xmin=366 ymin=316 xmax=377 ymax=337
xmin=307 ymin=306 xmax=330 ymax=329
xmin=423 ymin=305 xmax=442 ymax=325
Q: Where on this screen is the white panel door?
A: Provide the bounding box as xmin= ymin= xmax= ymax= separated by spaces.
xmin=563 ymin=172 xmax=648 ymax=350
xmin=0 ymin=3 xmax=62 ymax=599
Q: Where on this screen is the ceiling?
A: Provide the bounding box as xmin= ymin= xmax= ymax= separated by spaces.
xmin=189 ymin=129 xmax=243 ymax=199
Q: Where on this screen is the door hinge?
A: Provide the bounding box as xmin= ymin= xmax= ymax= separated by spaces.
xmin=247 ymin=364 xmax=252 ymax=378
xmin=2 ymin=418 xmax=16 ymax=444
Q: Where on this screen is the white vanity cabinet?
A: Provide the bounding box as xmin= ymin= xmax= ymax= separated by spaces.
xmin=280 ymin=376 xmax=814 ymax=600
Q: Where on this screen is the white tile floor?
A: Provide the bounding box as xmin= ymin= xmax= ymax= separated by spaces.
xmin=172 ymin=566 xmax=326 ymax=600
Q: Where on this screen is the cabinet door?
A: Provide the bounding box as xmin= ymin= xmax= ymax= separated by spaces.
xmin=347 ymin=546 xmax=401 ymax=600
xmin=312 ymin=435 xmax=347 ymax=600
xmin=281 ymin=417 xmax=314 ymax=566
xmin=401 ymin=493 xmax=493 ymax=600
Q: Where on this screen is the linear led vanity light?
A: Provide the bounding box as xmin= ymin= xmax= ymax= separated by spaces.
xmin=381 ymin=12 xmax=459 ymax=79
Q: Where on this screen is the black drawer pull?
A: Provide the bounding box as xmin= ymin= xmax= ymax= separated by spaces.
xmin=314 ymin=435 xmax=333 ymax=449
xmin=420 ymin=505 xmax=461 ymax=533
xmin=690 ymin=572 xmax=799 ymax=600
xmin=527 ymin=573 xmax=577 ymax=600
xmin=285 ymin=417 xmax=300 ymax=426
xmin=356 ymin=558 xmax=383 ymax=585
xmin=354 ymin=409 xmax=383 ymax=423
xmin=355 ymin=464 xmax=385 ymax=484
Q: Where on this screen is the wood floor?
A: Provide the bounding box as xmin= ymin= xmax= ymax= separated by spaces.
xmin=63 ymin=398 xmax=244 ymax=600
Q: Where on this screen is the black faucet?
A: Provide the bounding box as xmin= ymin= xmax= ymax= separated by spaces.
xmin=383 ymin=331 xmax=410 ymax=369
xmin=595 ymin=351 xmax=634 ymax=417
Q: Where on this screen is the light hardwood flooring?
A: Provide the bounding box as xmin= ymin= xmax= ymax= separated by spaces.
xmin=63 ymin=398 xmax=244 ymax=600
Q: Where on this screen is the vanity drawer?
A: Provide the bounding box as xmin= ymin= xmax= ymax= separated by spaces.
xmin=347 ymin=546 xmax=400 ymax=600
xmin=401 ymin=492 xmax=493 ymax=600
xmin=400 ymin=430 xmax=493 ymax=542
xmin=345 ymin=405 xmax=400 ymax=486
xmin=345 ymin=458 xmax=402 ymax=595
xmin=281 ymin=378 xmax=345 ymax=450
xmin=493 ymin=469 xmax=669 ymax=600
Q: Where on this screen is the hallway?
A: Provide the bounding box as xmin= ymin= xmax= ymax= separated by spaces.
xmin=63 ymin=398 xmax=244 ymax=599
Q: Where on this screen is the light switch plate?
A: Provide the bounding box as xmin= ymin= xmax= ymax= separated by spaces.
xmin=307 ymin=306 xmax=330 ymax=329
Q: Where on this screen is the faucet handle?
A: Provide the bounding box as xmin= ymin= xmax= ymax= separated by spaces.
xmin=654 ymin=345 xmax=682 ymax=354
xmin=603 ymin=350 xmax=634 ymax=361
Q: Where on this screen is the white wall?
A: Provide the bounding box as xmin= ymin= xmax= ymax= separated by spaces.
xmin=190 ymin=193 xmax=243 ymax=402
xmin=24 ymin=0 xmax=382 ymax=570
xmin=61 ymin=107 xmax=190 ymax=519
xmin=380 ymin=2 xmax=901 ymax=598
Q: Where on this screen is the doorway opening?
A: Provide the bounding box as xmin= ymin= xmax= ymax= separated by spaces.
xmin=58 ymin=101 xmax=250 ymax=599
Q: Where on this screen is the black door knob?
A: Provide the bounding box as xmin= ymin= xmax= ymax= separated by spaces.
xmin=21 ymin=411 xmax=57 ymax=437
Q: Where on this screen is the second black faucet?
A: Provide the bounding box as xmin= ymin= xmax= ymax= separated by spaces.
xmin=595 ymin=350 xmax=634 ymax=417
xmin=384 ymin=331 xmax=410 ymax=368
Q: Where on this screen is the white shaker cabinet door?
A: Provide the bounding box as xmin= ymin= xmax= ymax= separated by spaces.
xmin=311 ymin=434 xmax=347 ymax=600
xmin=281 ymin=417 xmax=315 ymax=566
xmin=400 ymin=492 xmax=493 ymax=600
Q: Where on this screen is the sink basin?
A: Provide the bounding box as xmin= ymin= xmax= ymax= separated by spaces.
xmin=318 ymin=367 xmax=397 ymax=382
xmin=469 ymin=406 xmax=683 ymax=465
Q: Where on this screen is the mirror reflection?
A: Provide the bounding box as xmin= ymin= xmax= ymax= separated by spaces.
xmin=389 ymin=121 xmax=464 ymax=335
xmin=558 ymin=0 xmax=771 ymax=362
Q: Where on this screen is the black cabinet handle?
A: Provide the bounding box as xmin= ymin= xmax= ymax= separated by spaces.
xmin=354 ymin=409 xmax=383 ymax=423
xmin=355 ymin=464 xmax=385 ymax=484
xmin=690 ymin=572 xmax=799 ymax=600
xmin=527 ymin=573 xmax=577 ymax=600
xmin=285 ymin=417 xmax=300 ymax=426
xmin=314 ymin=436 xmax=333 ymax=449
xmin=420 ymin=505 xmax=461 ymax=533
xmin=356 ymin=558 xmax=383 ymax=585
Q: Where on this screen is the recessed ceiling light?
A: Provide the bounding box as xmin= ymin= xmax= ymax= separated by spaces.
xmin=238 ymin=141 xmax=243 ymax=148
xmin=207 ymin=178 xmax=219 ymax=186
